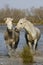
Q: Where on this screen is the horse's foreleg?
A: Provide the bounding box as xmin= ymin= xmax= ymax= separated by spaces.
xmin=12 ymin=41 xmax=15 ymax=48
xmin=5 ymin=40 xmax=15 ymax=57
xmin=28 ymin=42 xmax=32 ymax=49
xmin=5 ymin=43 xmax=12 ymax=57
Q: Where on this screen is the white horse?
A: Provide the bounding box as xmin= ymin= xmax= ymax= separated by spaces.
xmin=16 ymin=18 xmax=41 ymax=51
xmin=4 ymin=18 xmax=19 ymax=56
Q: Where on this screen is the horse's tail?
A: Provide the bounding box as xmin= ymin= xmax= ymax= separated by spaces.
xmin=35 ymin=27 xmax=41 ymax=40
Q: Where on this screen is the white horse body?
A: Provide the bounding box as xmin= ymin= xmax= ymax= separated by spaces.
xmin=24 ymin=21 xmax=37 ymax=40
xmin=16 ymin=18 xmax=41 ymax=50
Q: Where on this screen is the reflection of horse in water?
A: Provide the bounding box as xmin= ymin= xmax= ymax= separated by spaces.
xmin=4 ymin=18 xmax=19 ymax=56
xmin=16 ymin=18 xmax=41 ymax=51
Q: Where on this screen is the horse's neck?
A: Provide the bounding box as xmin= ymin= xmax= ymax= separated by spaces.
xmin=24 ymin=21 xmax=36 ymax=39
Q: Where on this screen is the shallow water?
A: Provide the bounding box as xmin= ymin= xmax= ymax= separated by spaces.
xmin=0 ymin=25 xmax=43 ymax=55
xmin=0 ymin=25 xmax=43 ymax=65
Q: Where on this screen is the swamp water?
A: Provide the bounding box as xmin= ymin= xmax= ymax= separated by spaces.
xmin=0 ymin=25 xmax=43 ymax=65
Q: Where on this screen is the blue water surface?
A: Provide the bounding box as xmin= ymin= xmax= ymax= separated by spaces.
xmin=0 ymin=25 xmax=43 ymax=55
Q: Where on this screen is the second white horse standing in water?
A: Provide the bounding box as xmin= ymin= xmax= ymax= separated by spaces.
xmin=16 ymin=18 xmax=41 ymax=51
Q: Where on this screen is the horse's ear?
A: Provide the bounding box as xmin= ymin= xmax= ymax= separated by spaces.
xmin=4 ymin=18 xmax=7 ymax=24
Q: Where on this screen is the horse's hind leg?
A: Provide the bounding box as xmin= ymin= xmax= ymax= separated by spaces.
xmin=33 ymin=39 xmax=37 ymax=51
xmin=35 ymin=41 xmax=38 ymax=50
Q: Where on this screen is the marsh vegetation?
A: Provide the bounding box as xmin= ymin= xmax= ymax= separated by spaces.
xmin=0 ymin=6 xmax=43 ymax=25
xmin=20 ymin=45 xmax=33 ymax=63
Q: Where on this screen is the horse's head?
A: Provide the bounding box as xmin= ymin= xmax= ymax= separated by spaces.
xmin=16 ymin=18 xmax=26 ymax=31
xmin=4 ymin=17 xmax=13 ymax=30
